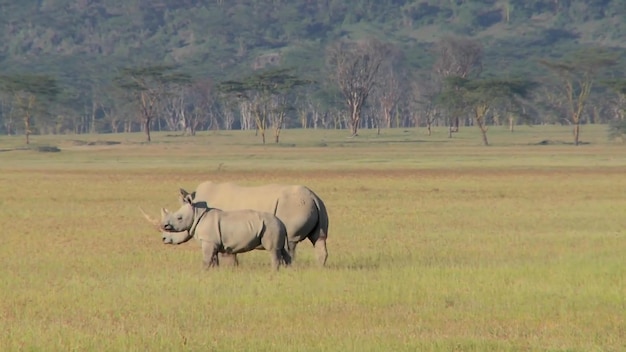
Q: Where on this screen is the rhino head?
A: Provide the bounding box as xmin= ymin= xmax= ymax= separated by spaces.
xmin=160 ymin=191 xmax=196 ymax=233
xmin=140 ymin=188 xmax=201 ymax=244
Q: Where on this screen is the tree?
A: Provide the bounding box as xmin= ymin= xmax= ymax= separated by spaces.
xmin=440 ymin=76 xmax=536 ymax=146
xmin=606 ymin=79 xmax=626 ymax=142
xmin=114 ymin=65 xmax=192 ymax=142
xmin=219 ymin=68 xmax=311 ymax=144
xmin=432 ymin=35 xmax=483 ymax=137
xmin=373 ymin=60 xmax=406 ymax=133
xmin=189 ymin=78 xmax=217 ymax=133
xmin=0 ymin=74 xmax=60 ymax=144
xmin=326 ymin=37 xmax=389 ymax=136
xmin=412 ymin=73 xmax=443 ymax=136
xmin=539 ymin=49 xmax=619 ymax=145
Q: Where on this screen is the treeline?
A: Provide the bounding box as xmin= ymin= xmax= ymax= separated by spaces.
xmin=0 ymin=0 xmax=625 ymax=144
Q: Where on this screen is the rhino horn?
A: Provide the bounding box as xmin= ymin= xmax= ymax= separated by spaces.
xmin=139 ymin=206 xmax=161 ymax=230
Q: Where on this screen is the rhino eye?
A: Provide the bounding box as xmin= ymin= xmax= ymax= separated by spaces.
xmin=176 ymin=215 xmax=183 ymax=221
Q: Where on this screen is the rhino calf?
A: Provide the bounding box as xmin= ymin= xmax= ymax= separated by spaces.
xmin=160 ymin=194 xmax=291 ymax=271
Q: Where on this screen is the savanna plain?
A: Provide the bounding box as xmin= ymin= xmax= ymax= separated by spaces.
xmin=0 ymin=125 xmax=625 ymax=351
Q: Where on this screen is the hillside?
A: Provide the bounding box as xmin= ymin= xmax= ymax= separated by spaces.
xmin=1 ymin=0 xmax=624 ymax=80
xmin=0 ymin=0 xmax=625 ymax=138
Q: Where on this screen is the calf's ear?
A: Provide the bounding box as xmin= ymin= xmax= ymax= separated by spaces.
xmin=184 ymin=194 xmax=194 ymax=204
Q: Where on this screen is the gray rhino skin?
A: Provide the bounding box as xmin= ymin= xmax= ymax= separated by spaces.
xmin=163 ymin=181 xmax=329 ymax=266
xmin=161 ymin=195 xmax=291 ymax=271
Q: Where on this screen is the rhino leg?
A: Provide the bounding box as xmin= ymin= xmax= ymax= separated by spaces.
xmin=287 ymin=241 xmax=298 ymax=263
xmin=307 ymin=227 xmax=328 ymax=267
xmin=219 ymin=253 xmax=239 ymax=267
xmin=201 ymin=241 xmax=219 ymax=270
xmin=315 ymin=239 xmax=328 ymax=267
xmin=270 ymin=250 xmax=281 ymax=271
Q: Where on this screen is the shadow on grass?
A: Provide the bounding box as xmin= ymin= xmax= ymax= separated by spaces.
xmin=532 ymin=139 xmax=590 ymax=145
xmin=0 ymin=147 xmax=28 ymax=152
xmin=70 ymin=140 xmax=121 ymax=146
xmin=0 ymin=146 xmax=60 ymax=152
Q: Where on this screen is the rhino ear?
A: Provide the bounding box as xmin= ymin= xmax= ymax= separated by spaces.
xmin=184 ymin=194 xmax=194 ymax=204
xmin=179 ymin=188 xmax=190 ymax=204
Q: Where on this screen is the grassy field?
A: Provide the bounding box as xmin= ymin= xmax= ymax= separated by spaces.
xmin=1 ymin=125 xmax=625 ymax=351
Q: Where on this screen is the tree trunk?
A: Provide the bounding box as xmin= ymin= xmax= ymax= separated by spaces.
xmin=300 ymin=110 xmax=308 ymax=128
xmin=144 ymin=118 xmax=151 ymax=142
xmin=475 ymin=105 xmax=489 ymax=146
xmin=573 ymin=122 xmax=580 ymax=146
xmin=90 ymin=100 xmax=97 ymax=134
xmin=480 ymin=125 xmax=489 ymax=146
xmin=274 ymin=129 xmax=280 ymax=143
xmin=385 ymin=109 xmax=391 ymax=129
xmin=24 ymin=115 xmax=31 ymax=145
xmin=350 ymin=103 xmax=360 ymax=136
xmin=509 ymin=116 xmax=514 ymax=133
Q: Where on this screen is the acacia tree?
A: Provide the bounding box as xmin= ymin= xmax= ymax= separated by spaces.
xmin=432 ymin=35 xmax=483 ymax=137
xmin=326 ymin=37 xmax=389 ymax=136
xmin=115 ymin=65 xmax=192 ymax=142
xmin=539 ymin=49 xmax=618 ymax=145
xmin=219 ymin=68 xmax=310 ymax=144
xmin=0 ymin=74 xmax=59 ymax=144
xmin=440 ymin=77 xmax=535 ymax=146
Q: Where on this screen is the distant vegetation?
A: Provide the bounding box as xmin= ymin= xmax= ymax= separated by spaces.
xmin=0 ymin=0 xmax=625 ymax=144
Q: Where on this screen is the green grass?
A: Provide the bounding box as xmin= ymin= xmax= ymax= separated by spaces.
xmin=1 ymin=125 xmax=625 ymax=351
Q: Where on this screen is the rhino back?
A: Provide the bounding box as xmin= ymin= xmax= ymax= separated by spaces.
xmin=194 ymin=182 xmax=318 ymax=241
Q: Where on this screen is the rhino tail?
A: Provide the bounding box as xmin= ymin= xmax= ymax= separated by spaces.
xmin=309 ymin=192 xmax=329 ymax=243
xmin=309 ymin=191 xmax=329 ymax=266
xmin=280 ymin=246 xmax=292 ymax=266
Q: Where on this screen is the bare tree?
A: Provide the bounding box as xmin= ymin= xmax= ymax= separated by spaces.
xmin=326 ymin=37 xmax=389 ymax=136
xmin=185 ymin=78 xmax=214 ymax=134
xmin=432 ymin=35 xmax=483 ymax=137
xmin=162 ymin=89 xmax=185 ymax=132
xmin=114 ymin=65 xmax=191 ymax=142
xmin=539 ymin=50 xmax=618 ymax=145
xmin=218 ymin=100 xmax=237 ymax=130
xmin=269 ymin=95 xmax=289 ymax=143
xmin=373 ymin=62 xmax=406 ymax=133
xmin=411 ymin=74 xmax=441 ymax=136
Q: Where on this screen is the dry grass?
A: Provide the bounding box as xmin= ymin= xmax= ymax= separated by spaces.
xmin=0 ymin=125 xmax=625 ymax=351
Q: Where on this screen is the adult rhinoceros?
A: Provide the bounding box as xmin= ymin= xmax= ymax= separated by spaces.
xmin=148 ymin=181 xmax=329 ymax=266
xmin=160 ymin=195 xmax=291 ymax=271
